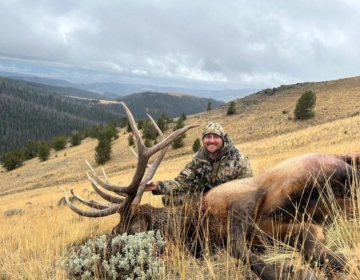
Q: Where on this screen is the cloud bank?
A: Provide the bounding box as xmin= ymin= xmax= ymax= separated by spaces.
xmin=1 ymin=0 xmax=359 ymax=89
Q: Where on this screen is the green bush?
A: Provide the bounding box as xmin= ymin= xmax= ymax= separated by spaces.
xmin=70 ymin=131 xmax=82 ymax=147
xmin=142 ymin=120 xmax=158 ymax=140
xmin=95 ymin=138 xmax=112 ymax=165
xmin=61 ymin=231 xmax=165 ymax=280
xmin=171 ymin=114 xmax=186 ymax=149
xmin=38 ymin=142 xmax=51 ymax=161
xmin=52 ymin=135 xmax=67 ymax=151
xmin=192 ymin=138 xmax=201 ymax=153
xmin=294 ymin=91 xmax=317 ymax=120
xmin=23 ymin=140 xmax=39 ymax=160
xmin=171 ymin=137 xmax=184 ymax=149
xmin=128 ymin=133 xmax=135 ymax=146
xmin=1 ymin=149 xmax=24 ymax=171
xmin=227 ymin=101 xmax=236 ymax=115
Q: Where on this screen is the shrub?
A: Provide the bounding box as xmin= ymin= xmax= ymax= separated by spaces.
xmin=142 ymin=120 xmax=158 ymax=141
xmin=294 ymin=91 xmax=317 ymax=120
xmin=119 ymin=116 xmax=128 ymax=128
xmin=23 ymin=140 xmax=39 ymax=159
xmin=171 ymin=115 xmax=186 ymax=149
xmin=95 ymin=138 xmax=112 ymax=165
xmin=227 ymin=101 xmax=236 ymax=115
xmin=4 ymin=208 xmax=24 ymax=217
xmin=52 ymin=135 xmax=67 ymax=151
xmin=61 ymin=231 xmax=165 ymax=280
xmin=192 ymin=138 xmax=201 ymax=153
xmin=128 ymin=133 xmax=135 ymax=146
xmin=2 ymin=149 xmax=24 ymax=171
xmin=70 ymin=131 xmax=82 ymax=147
xmin=144 ymin=138 xmax=153 ymax=147
xmin=171 ymin=137 xmax=184 ymax=149
xmin=180 ymin=113 xmax=187 ymax=121
xmin=38 ymin=142 xmax=51 ymax=161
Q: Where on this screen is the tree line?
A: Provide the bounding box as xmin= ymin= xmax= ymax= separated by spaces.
xmin=0 ymin=112 xmax=191 ymax=171
xmin=0 ymin=77 xmax=127 ymax=154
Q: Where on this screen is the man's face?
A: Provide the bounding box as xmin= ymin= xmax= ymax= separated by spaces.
xmin=202 ymin=134 xmax=223 ymax=157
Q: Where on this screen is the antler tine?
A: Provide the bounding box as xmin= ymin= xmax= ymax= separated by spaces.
xmin=133 ymin=113 xmax=166 ymax=203
xmin=87 ymin=173 xmax=125 ymax=204
xmin=85 ymin=160 xmax=131 ymax=194
xmin=70 ymin=189 xmax=115 ymax=209
xmin=64 ymin=190 xmax=119 ymax=217
xmin=101 ymin=167 xmax=110 ymax=183
xmin=121 ymin=102 xmax=145 ymax=155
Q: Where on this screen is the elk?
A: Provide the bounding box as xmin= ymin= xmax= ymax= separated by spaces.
xmin=65 ymin=102 xmax=360 ymax=280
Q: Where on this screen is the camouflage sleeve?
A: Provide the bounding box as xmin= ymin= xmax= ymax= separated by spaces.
xmin=152 ymin=158 xmax=201 ymax=196
xmin=214 ymin=149 xmax=253 ymax=186
xmin=237 ymin=151 xmax=253 ymax=178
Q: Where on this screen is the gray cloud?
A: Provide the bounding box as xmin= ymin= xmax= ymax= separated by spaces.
xmin=0 ymin=0 xmax=359 ymax=89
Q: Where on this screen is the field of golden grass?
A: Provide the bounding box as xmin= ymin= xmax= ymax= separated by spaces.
xmin=1 ymin=77 xmax=360 ymax=279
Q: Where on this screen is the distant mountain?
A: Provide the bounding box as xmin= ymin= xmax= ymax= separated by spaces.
xmin=0 ymin=77 xmax=224 ymax=154
xmin=77 ymin=82 xmax=255 ymax=102
xmin=6 ymin=74 xmax=120 ymax=100
xmin=115 ymin=91 xmax=224 ymax=120
xmin=3 ymin=72 xmax=257 ymax=102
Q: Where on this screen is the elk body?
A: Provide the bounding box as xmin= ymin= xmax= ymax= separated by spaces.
xmin=65 ymin=102 xmax=360 ymax=280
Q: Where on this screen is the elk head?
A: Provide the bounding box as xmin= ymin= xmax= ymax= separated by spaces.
xmin=64 ymin=102 xmax=199 ymax=235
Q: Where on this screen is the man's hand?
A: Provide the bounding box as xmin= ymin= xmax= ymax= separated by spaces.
xmin=145 ymin=180 xmax=158 ymax=191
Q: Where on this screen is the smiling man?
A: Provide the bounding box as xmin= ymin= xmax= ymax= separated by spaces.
xmin=145 ymin=121 xmax=253 ymax=206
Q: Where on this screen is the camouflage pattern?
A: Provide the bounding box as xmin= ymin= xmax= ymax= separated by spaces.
xmin=152 ymin=134 xmax=253 ymax=206
xmin=202 ymin=121 xmax=225 ymax=140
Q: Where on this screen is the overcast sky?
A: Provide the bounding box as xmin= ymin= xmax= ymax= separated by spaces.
xmin=0 ymin=0 xmax=359 ymax=90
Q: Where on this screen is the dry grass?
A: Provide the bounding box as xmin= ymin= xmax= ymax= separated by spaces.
xmin=1 ymin=77 xmax=360 ymax=279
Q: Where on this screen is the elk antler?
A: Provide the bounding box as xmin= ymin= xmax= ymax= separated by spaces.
xmin=65 ymin=102 xmax=198 ymax=219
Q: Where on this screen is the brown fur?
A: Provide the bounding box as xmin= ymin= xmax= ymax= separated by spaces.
xmin=109 ymin=152 xmax=360 ymax=280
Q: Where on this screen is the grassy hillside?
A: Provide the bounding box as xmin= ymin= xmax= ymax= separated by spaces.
xmin=0 ymin=75 xmax=360 ymax=279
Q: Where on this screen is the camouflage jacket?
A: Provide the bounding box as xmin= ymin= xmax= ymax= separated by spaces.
xmin=153 ymin=134 xmax=253 ymax=199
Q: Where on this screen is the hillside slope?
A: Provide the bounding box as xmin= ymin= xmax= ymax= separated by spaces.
xmin=1 ymin=75 xmax=360 ymax=197
xmin=200 ymin=76 xmax=360 ymax=145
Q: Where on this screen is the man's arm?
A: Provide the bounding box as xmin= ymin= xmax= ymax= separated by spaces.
xmin=146 ymin=159 xmax=201 ymax=196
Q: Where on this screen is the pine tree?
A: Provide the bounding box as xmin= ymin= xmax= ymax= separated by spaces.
xmin=2 ymin=149 xmax=24 ymax=171
xmin=38 ymin=142 xmax=51 ymax=161
xmin=70 ymin=131 xmax=82 ymax=147
xmin=192 ymin=138 xmax=201 ymax=152
xmin=52 ymin=135 xmax=67 ymax=151
xmin=23 ymin=140 xmax=39 ymax=159
xmin=294 ymin=91 xmax=317 ymax=120
xmin=95 ymin=138 xmax=112 ymax=165
xmin=128 ymin=134 xmax=135 ymax=146
xmin=227 ymin=101 xmax=236 ymax=115
xmin=171 ymin=117 xmax=186 ymax=149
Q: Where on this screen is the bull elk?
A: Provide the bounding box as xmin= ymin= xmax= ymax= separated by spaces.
xmin=65 ymin=102 xmax=360 ymax=280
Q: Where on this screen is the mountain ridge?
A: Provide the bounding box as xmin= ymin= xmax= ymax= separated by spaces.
xmin=0 ymin=76 xmax=224 ymax=154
